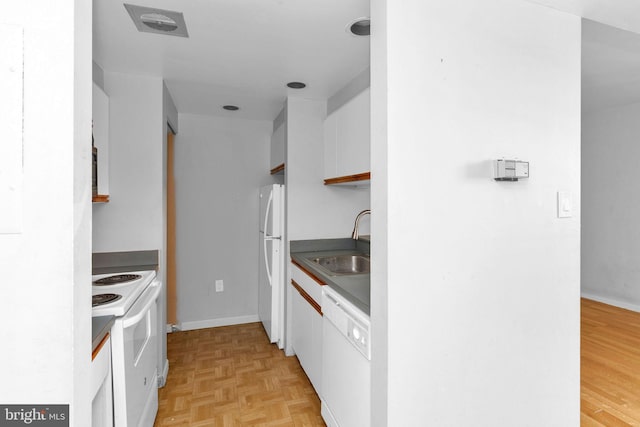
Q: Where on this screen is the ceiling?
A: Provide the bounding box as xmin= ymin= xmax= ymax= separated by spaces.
xmin=93 ymin=0 xmax=370 ymax=121
xmin=94 ymin=2 xmax=640 ymax=120
xmin=582 ymin=19 xmax=640 ymax=113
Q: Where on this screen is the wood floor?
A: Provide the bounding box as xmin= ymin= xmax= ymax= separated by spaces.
xmin=582 ymin=298 xmax=640 ymax=426
xmin=155 ymin=300 xmax=640 ymax=426
xmin=154 ymin=323 xmax=325 ymax=427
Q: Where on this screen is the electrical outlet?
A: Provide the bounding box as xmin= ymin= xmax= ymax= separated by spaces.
xmin=215 ymin=279 xmax=224 ymax=292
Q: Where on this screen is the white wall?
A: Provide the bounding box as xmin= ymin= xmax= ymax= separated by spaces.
xmin=582 ymin=102 xmax=640 ymax=309
xmin=174 ymin=114 xmax=274 ymax=328
xmin=93 ymin=72 xmax=164 ymax=257
xmin=0 ymin=1 xmax=92 ymax=424
xmin=372 ymin=1 xmax=581 ymax=425
xmin=327 ymin=68 xmax=370 ymax=115
xmin=370 ymin=0 xmax=388 ymax=420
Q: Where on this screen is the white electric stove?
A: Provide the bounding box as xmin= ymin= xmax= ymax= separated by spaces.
xmin=92 ymin=270 xmax=157 ymax=316
xmin=92 ymin=270 xmax=161 ymax=427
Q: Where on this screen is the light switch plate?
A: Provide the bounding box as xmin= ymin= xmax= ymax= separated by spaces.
xmin=557 ymin=191 xmax=572 ymax=218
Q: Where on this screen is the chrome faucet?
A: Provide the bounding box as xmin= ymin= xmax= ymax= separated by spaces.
xmin=351 ymin=209 xmax=371 ymax=240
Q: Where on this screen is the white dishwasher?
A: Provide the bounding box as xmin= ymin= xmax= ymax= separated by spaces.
xmin=321 ymin=285 xmax=371 ymax=427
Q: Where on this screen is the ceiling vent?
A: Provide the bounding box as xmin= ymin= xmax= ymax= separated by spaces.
xmin=124 ymin=4 xmax=189 ymax=38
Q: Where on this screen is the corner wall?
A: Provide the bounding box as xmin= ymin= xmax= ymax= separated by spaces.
xmin=372 ymin=0 xmax=581 ymax=425
xmin=582 ymin=102 xmax=640 ymax=309
xmin=160 ymin=82 xmax=179 ymax=382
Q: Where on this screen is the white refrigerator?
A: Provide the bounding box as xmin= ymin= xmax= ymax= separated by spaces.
xmin=259 ymin=184 xmax=285 ymax=348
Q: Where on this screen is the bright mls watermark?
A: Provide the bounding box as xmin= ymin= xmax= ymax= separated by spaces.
xmin=0 ymin=406 xmax=68 ymax=426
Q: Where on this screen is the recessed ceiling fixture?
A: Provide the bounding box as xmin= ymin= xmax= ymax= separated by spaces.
xmin=347 ymin=17 xmax=371 ymax=36
xmin=287 ymin=82 xmax=306 ymax=89
xmin=140 ymin=13 xmax=178 ymax=32
xmin=223 ymin=105 xmax=239 ymax=111
xmin=124 ymin=4 xmax=189 ymax=37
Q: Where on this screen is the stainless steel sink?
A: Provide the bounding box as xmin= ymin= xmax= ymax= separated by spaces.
xmin=309 ymin=254 xmax=370 ymax=275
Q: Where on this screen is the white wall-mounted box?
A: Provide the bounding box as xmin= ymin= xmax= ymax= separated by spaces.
xmin=494 ymin=159 xmax=529 ymax=181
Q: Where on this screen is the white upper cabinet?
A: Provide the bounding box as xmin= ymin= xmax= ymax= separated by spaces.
xmin=92 ymin=83 xmax=110 ymax=200
xmin=270 ymin=121 xmax=285 ymax=174
xmin=323 ymin=87 xmax=370 ymax=184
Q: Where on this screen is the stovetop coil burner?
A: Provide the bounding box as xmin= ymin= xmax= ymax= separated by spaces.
xmin=93 ymin=274 xmax=142 ymax=286
xmin=92 ymin=293 xmax=123 ymax=307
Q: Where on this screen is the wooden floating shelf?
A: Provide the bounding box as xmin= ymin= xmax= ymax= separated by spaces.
xmin=92 ymin=194 xmax=110 ymax=203
xmin=270 ymin=163 xmax=285 ymax=175
xmin=324 ymin=172 xmax=370 ymax=186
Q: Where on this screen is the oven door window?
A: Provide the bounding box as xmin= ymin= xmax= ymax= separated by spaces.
xmin=131 ymin=312 xmax=151 ymax=366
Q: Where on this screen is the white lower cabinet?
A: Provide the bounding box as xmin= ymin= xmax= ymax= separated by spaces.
xmin=91 ymin=334 xmax=114 ymax=427
xmin=290 ymin=265 xmax=323 ymax=395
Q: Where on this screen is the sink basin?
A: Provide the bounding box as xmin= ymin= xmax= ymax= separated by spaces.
xmin=310 ymin=254 xmax=370 ymax=275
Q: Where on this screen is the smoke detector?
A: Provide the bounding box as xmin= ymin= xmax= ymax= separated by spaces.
xmin=124 ymin=4 xmax=189 ymax=37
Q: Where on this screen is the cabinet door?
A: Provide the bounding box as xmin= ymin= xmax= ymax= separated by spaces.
xmin=270 ymin=121 xmax=285 ymax=171
xmin=335 ymin=88 xmax=370 ymax=177
xmin=291 ymin=283 xmax=322 ymax=394
xmin=310 ymin=304 xmax=323 ymax=395
xmin=91 ymin=336 xmax=114 ymax=427
xmin=292 ymin=286 xmax=312 ymax=377
xmin=323 ymin=88 xmax=370 ymax=181
xmin=92 ymin=83 xmax=109 ymax=195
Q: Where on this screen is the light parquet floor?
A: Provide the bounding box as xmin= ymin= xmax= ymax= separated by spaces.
xmin=581 ymin=298 xmax=640 ymax=426
xmin=154 ymin=322 xmax=325 ymax=427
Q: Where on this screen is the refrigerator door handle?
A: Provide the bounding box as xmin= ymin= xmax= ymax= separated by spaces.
xmin=263 ymin=190 xmax=273 ymax=238
xmin=263 ymin=237 xmax=272 ymax=286
xmin=263 ymin=190 xmax=274 ymax=286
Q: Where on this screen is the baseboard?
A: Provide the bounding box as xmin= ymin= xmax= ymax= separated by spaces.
xmin=180 ymin=314 xmax=260 ymax=331
xmin=581 ymin=291 xmax=640 ymax=313
xmin=157 ymin=359 xmax=169 ymax=388
xmin=285 ymin=345 xmax=295 ymax=357
xmin=321 ymin=400 xmax=338 ymax=427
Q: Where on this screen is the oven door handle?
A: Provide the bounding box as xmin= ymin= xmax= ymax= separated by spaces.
xmin=122 ymin=281 xmax=162 ymax=329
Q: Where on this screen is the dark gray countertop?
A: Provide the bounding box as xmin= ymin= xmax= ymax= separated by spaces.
xmin=290 ymin=238 xmax=370 ymax=315
xmin=92 ymin=315 xmax=115 ymax=354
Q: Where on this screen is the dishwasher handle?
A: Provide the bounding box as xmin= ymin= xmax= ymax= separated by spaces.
xmin=323 ymin=288 xmax=367 ymax=326
xmin=324 ymin=291 xmax=340 ymax=308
